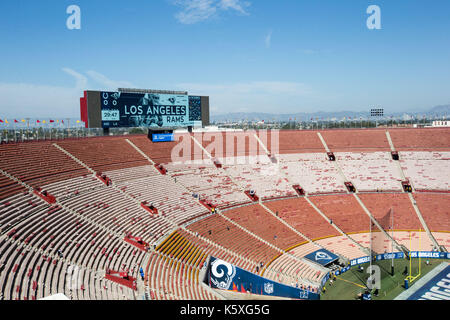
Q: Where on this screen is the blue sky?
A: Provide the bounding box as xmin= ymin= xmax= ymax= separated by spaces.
xmin=0 ymin=0 xmax=449 ymax=118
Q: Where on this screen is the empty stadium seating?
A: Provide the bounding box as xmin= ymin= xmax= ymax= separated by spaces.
xmin=223 ymin=204 xmax=306 ymax=250
xmin=264 ymin=130 xmax=325 ymax=154
xmin=264 ymin=197 xmax=340 ymax=240
xmin=309 ymin=194 xmax=371 ymax=234
xmin=413 ymin=193 xmax=450 ymax=233
xmin=0 ymin=141 xmax=90 ymax=189
xmin=389 ymin=128 xmax=450 ymax=151
xmin=336 ymin=152 xmax=403 ymax=192
xmin=400 ymin=152 xmax=450 ymax=191
xmin=0 ymin=128 xmax=449 ymax=300
xmin=320 ymin=129 xmax=391 ymax=152
xmin=358 ymin=193 xmax=422 ymax=230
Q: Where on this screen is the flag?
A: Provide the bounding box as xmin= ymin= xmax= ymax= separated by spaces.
xmin=76 ymin=120 xmax=80 ymax=123
xmin=0 ymin=119 xmax=3 ymax=123
xmin=14 ymin=119 xmax=18 ymax=123
xmin=49 ymin=120 xmax=54 ymax=123
xmin=21 ymin=119 xmax=25 ymax=123
xmin=5 ymin=119 xmax=8 ymax=124
xmin=42 ymin=120 xmax=46 ymax=124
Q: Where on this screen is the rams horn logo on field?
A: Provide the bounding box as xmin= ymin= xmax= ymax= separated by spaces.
xmin=315 ymin=251 xmax=332 ymax=261
xmin=210 ymin=259 xmax=236 ymax=290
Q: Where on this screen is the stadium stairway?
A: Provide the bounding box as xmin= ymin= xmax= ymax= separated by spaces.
xmin=302 ymin=196 xmax=370 ymax=255
xmin=316 ymin=132 xmax=353 ymax=194
xmin=258 ymin=201 xmax=350 ymax=266
xmin=0 ymin=159 xmax=151 ymax=299
xmin=216 ymin=208 xmax=328 ymax=284
xmin=125 ymin=139 xmax=156 ymax=165
xmin=253 ymin=132 xmax=271 ymax=155
xmin=52 ymin=143 xmax=96 ymax=175
xmin=58 ymin=139 xmax=267 ymax=285
xmin=250 ymin=148 xmax=371 ymax=260
xmin=386 ymin=131 xmax=442 ymax=251
xmin=315 ymin=132 xmax=424 ymax=255
xmin=352 ymin=193 xmax=405 ymax=253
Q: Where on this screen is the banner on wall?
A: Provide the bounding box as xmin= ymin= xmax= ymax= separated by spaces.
xmin=207 ymin=257 xmax=320 ymax=300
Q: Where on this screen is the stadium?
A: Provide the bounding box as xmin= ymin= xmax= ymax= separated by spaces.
xmin=0 ymin=88 xmax=448 ymax=301
xmin=1 ymin=2 xmax=450 ymax=310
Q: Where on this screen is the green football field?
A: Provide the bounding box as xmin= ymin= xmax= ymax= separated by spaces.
xmin=320 ymin=258 xmax=449 ymax=300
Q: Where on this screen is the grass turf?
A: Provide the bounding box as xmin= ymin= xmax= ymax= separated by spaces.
xmin=320 ymin=258 xmax=449 ymax=300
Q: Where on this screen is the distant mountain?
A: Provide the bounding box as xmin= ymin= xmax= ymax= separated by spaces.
xmin=429 ymin=104 xmax=450 ymax=115
xmin=210 ymin=104 xmax=450 ymax=122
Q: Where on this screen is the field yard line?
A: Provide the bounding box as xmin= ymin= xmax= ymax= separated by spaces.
xmin=335 ymin=277 xmax=367 ymax=289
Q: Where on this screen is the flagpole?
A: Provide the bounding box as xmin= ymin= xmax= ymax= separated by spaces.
xmin=26 ymin=118 xmax=30 ymax=141
xmin=11 ymin=120 xmax=16 ymax=143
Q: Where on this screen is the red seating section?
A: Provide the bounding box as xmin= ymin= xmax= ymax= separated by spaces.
xmin=200 ymin=131 xmax=265 ymax=158
xmin=265 ymin=198 xmax=340 ymax=240
xmin=0 ymin=128 xmax=449 ymax=300
xmin=358 ymin=193 xmax=422 ymax=230
xmin=0 ymin=175 xmax=24 ymax=200
xmin=187 ymin=214 xmax=279 ymax=266
xmin=0 ymin=141 xmax=89 ymax=189
xmin=224 ymin=204 xmax=305 ymax=250
xmin=413 ymin=193 xmax=450 ymax=232
xmin=309 ymin=194 xmax=371 ymax=234
xmin=58 ymin=137 xmax=149 ymax=172
xmin=263 ymin=130 xmax=325 ymax=154
xmin=320 ymin=129 xmax=391 ymax=152
xmin=389 ymin=128 xmax=450 ymax=151
xmin=128 ymin=134 xmax=207 ymax=164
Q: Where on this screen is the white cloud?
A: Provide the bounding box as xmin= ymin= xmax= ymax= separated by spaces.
xmin=62 ymin=68 xmax=88 ymax=90
xmin=0 ymin=69 xmax=134 ymax=118
xmin=219 ymin=0 xmax=250 ymax=14
xmin=86 ymin=70 xmax=135 ymax=90
xmin=173 ymin=0 xmax=250 ymax=24
xmin=176 ymin=81 xmax=313 ymax=115
xmin=265 ymin=30 xmax=272 ymax=48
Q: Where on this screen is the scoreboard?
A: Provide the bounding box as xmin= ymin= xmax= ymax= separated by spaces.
xmin=80 ymin=89 xmax=209 ymax=129
xmin=100 ymin=91 xmax=191 ymax=128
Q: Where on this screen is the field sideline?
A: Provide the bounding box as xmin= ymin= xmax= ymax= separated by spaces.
xmin=321 ymin=258 xmax=449 ymax=300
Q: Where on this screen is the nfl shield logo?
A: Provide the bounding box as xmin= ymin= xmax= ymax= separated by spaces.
xmin=299 ymin=290 xmax=309 ymax=299
xmin=264 ymin=283 xmax=274 ymax=294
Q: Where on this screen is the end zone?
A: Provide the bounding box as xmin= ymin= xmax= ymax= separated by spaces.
xmin=395 ymin=262 xmax=450 ymax=300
